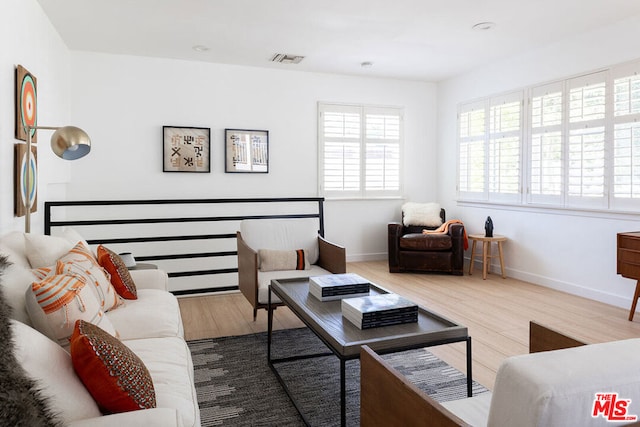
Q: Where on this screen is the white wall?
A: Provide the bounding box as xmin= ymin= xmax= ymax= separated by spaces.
xmin=66 ymin=52 xmax=438 ymax=260
xmin=437 ymin=15 xmax=640 ymax=309
xmin=0 ymin=0 xmax=73 ymax=235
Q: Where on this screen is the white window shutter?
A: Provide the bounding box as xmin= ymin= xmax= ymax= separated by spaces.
xmin=566 ymin=72 xmax=607 ymax=209
xmin=319 ymin=103 xmax=403 ymax=198
xmin=529 ymin=82 xmax=564 ymax=205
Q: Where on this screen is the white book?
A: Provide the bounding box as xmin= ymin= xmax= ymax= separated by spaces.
xmin=309 ymin=273 xmax=370 ymax=301
xmin=341 ymin=293 xmax=418 ymax=318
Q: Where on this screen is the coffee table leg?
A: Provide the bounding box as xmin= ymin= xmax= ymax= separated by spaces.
xmin=466 ymin=337 xmax=473 ymax=397
xmin=340 ymin=358 xmax=346 ymax=427
xmin=267 ymin=286 xmax=273 ymax=362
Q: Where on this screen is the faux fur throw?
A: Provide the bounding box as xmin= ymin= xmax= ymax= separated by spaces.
xmin=0 ymin=255 xmax=61 ymax=426
xmin=423 ymin=219 xmax=469 ymax=250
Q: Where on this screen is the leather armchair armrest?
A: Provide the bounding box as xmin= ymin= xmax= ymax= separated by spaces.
xmin=236 ymin=231 xmax=258 ymax=309
xmin=388 ymin=222 xmax=403 ymax=272
xmin=318 ymin=235 xmax=346 ymax=274
xmin=449 ymin=223 xmax=465 ymax=275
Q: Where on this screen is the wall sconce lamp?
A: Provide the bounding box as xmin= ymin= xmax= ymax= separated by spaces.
xmin=23 ymin=125 xmax=91 ymax=233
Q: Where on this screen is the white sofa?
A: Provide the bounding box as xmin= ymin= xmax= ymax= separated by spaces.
xmin=0 ymin=231 xmax=200 ymax=427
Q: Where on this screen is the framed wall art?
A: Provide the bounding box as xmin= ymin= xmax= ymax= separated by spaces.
xmin=225 ymin=129 xmax=269 ymax=173
xmin=15 ymin=65 xmax=37 ymax=142
xmin=163 ymin=126 xmax=210 ymax=172
xmin=14 ymin=143 xmax=37 ymax=217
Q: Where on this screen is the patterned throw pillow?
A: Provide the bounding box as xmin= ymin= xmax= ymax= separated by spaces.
xmin=57 ymin=242 xmax=123 ymax=311
xmin=70 ymin=320 xmax=156 ymax=414
xmin=96 ymin=245 xmax=137 ymax=299
xmin=25 ymin=273 xmax=117 ymax=348
xmin=259 ymin=249 xmax=310 ymax=271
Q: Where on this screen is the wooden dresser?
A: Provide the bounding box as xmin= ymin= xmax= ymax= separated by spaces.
xmin=617 ymin=232 xmax=640 ymax=320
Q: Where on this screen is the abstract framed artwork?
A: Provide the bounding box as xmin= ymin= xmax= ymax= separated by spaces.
xmin=225 ymin=129 xmax=269 ymax=173
xmin=163 ymin=126 xmax=211 ymax=172
xmin=15 ymin=65 xmax=37 ymax=142
xmin=14 ymin=143 xmax=37 ymax=217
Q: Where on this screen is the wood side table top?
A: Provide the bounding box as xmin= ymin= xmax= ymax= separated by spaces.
xmin=468 ymin=234 xmax=507 ymax=242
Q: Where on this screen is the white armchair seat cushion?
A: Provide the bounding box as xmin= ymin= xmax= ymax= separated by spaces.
xmin=124 ymin=337 xmax=199 ymax=427
xmin=240 ymin=218 xmax=320 ymax=264
xmin=442 ymin=392 xmax=492 ymax=427
xmin=488 ymin=338 xmax=640 ymax=427
xmin=107 ymin=289 xmax=184 ymax=340
xmin=257 ymin=265 xmax=332 ymax=304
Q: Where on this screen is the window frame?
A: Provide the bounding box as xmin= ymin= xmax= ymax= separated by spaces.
xmin=457 ymin=58 xmax=640 ymax=214
xmin=318 ymin=102 xmax=403 ymax=199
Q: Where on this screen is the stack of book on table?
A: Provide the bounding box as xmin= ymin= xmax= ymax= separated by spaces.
xmin=341 ymin=293 xmax=418 ymax=329
xmin=308 ymin=273 xmax=370 ymax=301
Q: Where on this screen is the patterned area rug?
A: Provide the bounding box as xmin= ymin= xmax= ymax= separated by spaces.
xmin=188 ymin=327 xmax=488 ymax=426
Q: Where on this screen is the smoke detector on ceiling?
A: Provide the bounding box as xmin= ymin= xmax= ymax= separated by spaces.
xmin=270 ymin=53 xmax=305 ymax=64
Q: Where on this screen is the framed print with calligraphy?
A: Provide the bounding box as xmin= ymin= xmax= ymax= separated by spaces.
xmin=163 ymin=126 xmax=210 ymax=172
xmin=225 ymin=129 xmax=269 ymax=173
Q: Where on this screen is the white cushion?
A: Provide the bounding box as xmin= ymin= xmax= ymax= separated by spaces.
xmin=25 ymin=274 xmax=118 ymax=348
xmin=67 ymin=408 xmax=182 ymax=427
xmin=0 ymin=260 xmax=36 ymax=326
xmin=488 ymin=338 xmax=640 ymax=427
xmin=402 ymin=202 xmax=442 ymax=227
xmin=257 ymin=265 xmax=332 ymax=304
xmin=129 ymin=269 xmax=169 ymax=291
xmin=240 ymin=218 xmax=320 ymax=265
xmin=107 ymin=289 xmax=184 ymax=340
xmin=0 ymin=233 xmax=30 ymax=267
xmin=124 ymin=336 xmax=200 ymax=427
xmin=24 ymin=233 xmax=75 ymax=268
xmin=11 ymin=320 xmax=102 ymax=423
xmin=442 ymin=392 xmax=492 ymax=427
xmin=259 ymin=249 xmax=310 ymax=271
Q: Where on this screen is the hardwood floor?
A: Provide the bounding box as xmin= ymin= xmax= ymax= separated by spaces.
xmin=178 ymin=260 xmax=640 ymax=390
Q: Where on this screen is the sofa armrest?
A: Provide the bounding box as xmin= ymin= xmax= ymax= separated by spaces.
xmin=129 ymin=269 xmax=169 ymax=291
xmin=529 ymin=321 xmax=586 ymax=353
xmin=317 ymin=236 xmax=346 ymax=274
xmin=67 ymin=408 xmax=181 ymax=427
xmin=387 ymin=222 xmax=403 ymax=272
xmin=360 ymin=345 xmax=470 ymax=427
xmin=237 ymin=231 xmax=259 ymax=309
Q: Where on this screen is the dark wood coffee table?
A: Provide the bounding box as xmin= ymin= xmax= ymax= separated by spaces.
xmin=267 ymin=277 xmax=472 ymax=427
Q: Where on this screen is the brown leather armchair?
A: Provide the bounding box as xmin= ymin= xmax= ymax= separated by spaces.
xmin=388 ymin=209 xmax=464 ymax=275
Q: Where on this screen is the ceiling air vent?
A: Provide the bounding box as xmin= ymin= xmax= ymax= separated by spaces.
xmin=270 ymin=53 xmax=305 ymax=64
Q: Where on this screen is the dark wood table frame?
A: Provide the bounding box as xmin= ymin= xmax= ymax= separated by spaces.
xmin=267 ymin=277 xmax=472 ymax=427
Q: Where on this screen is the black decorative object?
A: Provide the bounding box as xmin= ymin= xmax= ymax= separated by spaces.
xmin=484 ymin=216 xmax=494 ymax=237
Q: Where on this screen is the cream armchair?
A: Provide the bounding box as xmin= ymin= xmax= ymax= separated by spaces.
xmin=237 ymin=218 xmax=346 ymax=319
xmin=360 ymin=322 xmax=640 ymax=427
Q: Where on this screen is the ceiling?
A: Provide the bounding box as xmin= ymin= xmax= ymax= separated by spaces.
xmin=37 ymin=0 xmax=640 ymax=82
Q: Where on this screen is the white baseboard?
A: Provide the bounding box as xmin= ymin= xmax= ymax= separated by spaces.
xmin=468 ymin=258 xmax=632 ymax=310
xmin=346 ymin=252 xmax=387 ymax=263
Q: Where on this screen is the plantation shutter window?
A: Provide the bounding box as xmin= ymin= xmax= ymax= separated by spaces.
xmin=612 ymin=63 xmax=640 ymax=210
xmin=458 ymin=101 xmax=487 ymax=200
xmin=319 ymin=103 xmax=403 ymax=198
xmin=566 ymin=72 xmax=607 ymax=208
xmin=529 ymin=82 xmax=564 ymax=205
xmin=488 ymin=92 xmax=523 ymax=203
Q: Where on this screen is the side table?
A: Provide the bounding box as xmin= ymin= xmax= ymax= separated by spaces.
xmin=468 ymin=234 xmax=507 ymax=280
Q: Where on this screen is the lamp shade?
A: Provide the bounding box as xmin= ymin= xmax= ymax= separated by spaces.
xmin=50 ymin=126 xmax=91 ymax=160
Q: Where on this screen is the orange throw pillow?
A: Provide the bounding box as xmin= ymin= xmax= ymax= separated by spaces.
xmin=96 ymin=245 xmax=137 ymax=299
xmin=70 ymin=320 xmax=156 ymax=413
